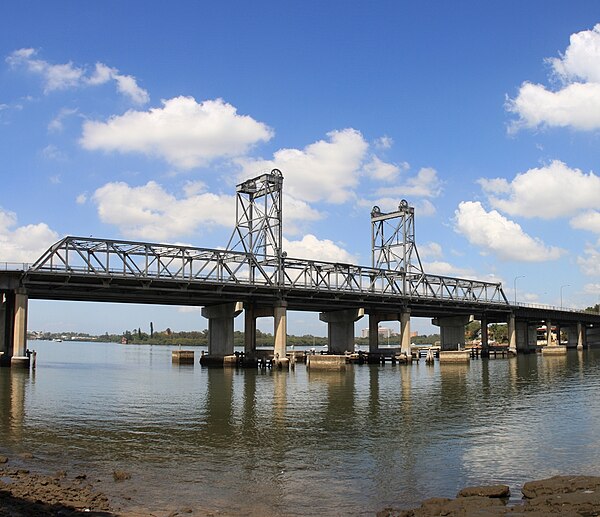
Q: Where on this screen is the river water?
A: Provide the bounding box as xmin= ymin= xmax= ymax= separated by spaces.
xmin=1 ymin=340 xmax=600 ymax=515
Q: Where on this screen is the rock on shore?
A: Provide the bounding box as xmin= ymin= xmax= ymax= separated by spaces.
xmin=378 ymin=475 xmax=600 ymax=516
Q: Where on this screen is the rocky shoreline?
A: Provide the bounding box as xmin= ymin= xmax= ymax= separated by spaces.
xmin=379 ymin=475 xmax=600 ymax=516
xmin=2 ymin=454 xmax=600 ymax=516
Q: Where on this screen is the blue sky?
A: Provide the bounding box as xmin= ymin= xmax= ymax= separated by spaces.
xmin=2 ymin=1 xmax=600 ymax=336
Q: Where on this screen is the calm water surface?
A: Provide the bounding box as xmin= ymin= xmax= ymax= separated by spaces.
xmin=1 ymin=341 xmax=600 ymax=515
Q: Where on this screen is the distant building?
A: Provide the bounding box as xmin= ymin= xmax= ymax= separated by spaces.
xmin=360 ymin=326 xmax=395 ymax=339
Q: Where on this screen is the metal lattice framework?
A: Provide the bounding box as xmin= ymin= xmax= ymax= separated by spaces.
xmin=27 ymin=236 xmax=508 ymax=305
xmin=371 ymin=200 xmax=423 ymax=273
xmin=226 ymin=170 xmax=283 ymax=261
xmin=20 ymin=169 xmax=510 ymax=308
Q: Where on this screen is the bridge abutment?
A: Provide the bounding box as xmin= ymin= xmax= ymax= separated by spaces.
xmin=515 ymin=320 xmax=537 ymax=353
xmin=201 ymin=302 xmax=243 ymax=358
xmin=319 ymin=308 xmax=364 ymax=354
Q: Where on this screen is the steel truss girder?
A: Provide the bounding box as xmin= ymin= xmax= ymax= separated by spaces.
xmin=27 ymin=236 xmax=509 ymax=306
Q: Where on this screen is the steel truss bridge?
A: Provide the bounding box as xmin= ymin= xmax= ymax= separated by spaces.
xmin=2 ymin=169 xmax=600 ymax=328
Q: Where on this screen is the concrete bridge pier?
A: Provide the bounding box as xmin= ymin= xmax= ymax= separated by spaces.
xmin=273 ymin=301 xmax=288 ymax=366
xmin=368 ymin=310 xmax=411 ymax=356
xmin=578 ymin=322 xmax=585 ymax=350
xmin=11 ymin=291 xmax=29 ymax=368
xmin=516 ymin=320 xmax=537 ymax=353
xmin=319 ymin=308 xmax=364 ymax=354
xmin=433 ymin=315 xmax=471 ymax=351
xmin=0 ymin=292 xmax=14 ymax=366
xmin=243 ymin=304 xmax=275 ymax=361
xmin=480 ymin=316 xmax=489 ymax=357
xmin=201 ymin=302 xmax=243 ymax=362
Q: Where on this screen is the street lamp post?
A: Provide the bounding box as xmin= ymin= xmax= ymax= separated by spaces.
xmin=514 ymin=275 xmax=525 ymax=305
xmin=560 ymin=284 xmax=570 ymax=309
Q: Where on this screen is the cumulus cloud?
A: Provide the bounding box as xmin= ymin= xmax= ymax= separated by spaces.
xmin=570 ymin=210 xmax=600 ymax=233
xmin=48 ymin=108 xmax=78 ymax=133
xmin=454 ymin=201 xmax=564 ymax=262
xmin=91 ymin=181 xmax=236 ymax=241
xmin=282 ymin=234 xmax=357 ymax=263
xmin=374 ymin=135 xmax=394 ymax=149
xmin=419 ymin=242 xmax=443 ymax=259
xmin=374 ymin=167 xmax=442 ymax=198
xmin=364 ymin=156 xmax=408 ymax=182
xmin=238 ymin=128 xmax=367 ymax=204
xmin=507 ymin=24 xmax=600 ymax=131
xmin=578 ymin=246 xmax=600 ymax=276
xmin=81 ymin=96 xmax=273 ymax=170
xmin=283 ymin=195 xmax=323 ymax=235
xmin=6 ymin=48 xmax=149 ymax=104
xmin=481 ymin=160 xmax=600 ymax=219
xmin=0 ymin=208 xmax=59 ymax=263
xmin=90 ymin=180 xmax=318 ymax=242
xmin=422 ymin=260 xmax=474 ymax=278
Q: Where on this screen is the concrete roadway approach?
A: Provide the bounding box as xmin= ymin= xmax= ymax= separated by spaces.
xmin=2 ymin=255 xmax=600 ymax=367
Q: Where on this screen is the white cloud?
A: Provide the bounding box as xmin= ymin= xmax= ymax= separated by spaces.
xmin=374 ymin=135 xmax=394 ymax=149
xmin=578 ymin=246 xmax=600 ymax=276
xmin=419 ymin=242 xmax=443 ymax=259
xmin=87 ymin=63 xmax=149 ymax=105
xmin=238 ymin=128 xmax=367 ymax=204
xmin=0 ymin=208 xmax=59 ymax=263
xmin=549 ymin=23 xmax=600 ymax=83
xmin=76 ymin=193 xmax=87 ymax=205
xmin=81 ymin=96 xmax=273 ymax=170
xmin=48 ymin=107 xmax=79 ymax=133
xmin=283 ymin=195 xmax=323 ymax=236
xmin=41 ymin=144 xmax=66 ymax=161
xmin=282 ymin=234 xmax=357 ymax=263
xmin=570 ymin=210 xmax=600 ymax=233
xmin=6 ymin=48 xmax=148 ymax=104
xmin=507 ymin=24 xmax=600 ymax=131
xmin=454 ymin=201 xmax=565 ymax=262
xmin=483 ymin=160 xmax=600 ymax=219
xmin=364 ymin=156 xmax=407 ymax=182
xmin=374 ymin=167 xmax=442 ymax=198
xmin=583 ymin=283 xmax=600 ymax=294
xmin=422 ymin=260 xmax=474 ymax=278
xmin=92 ymin=181 xmax=236 ymax=241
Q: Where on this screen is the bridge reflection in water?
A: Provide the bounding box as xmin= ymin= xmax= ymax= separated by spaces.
xmin=1 ymin=341 xmax=598 ymax=514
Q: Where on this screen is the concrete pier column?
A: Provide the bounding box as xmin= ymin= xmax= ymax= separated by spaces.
xmin=480 ymin=316 xmax=489 ymax=357
xmin=432 ymin=315 xmax=471 ymax=351
xmin=400 ymin=310 xmax=411 ymax=356
xmin=546 ymin=320 xmax=553 ymax=346
xmin=11 ymin=291 xmax=29 ymax=368
xmin=201 ymin=302 xmax=243 ymax=357
xmin=368 ymin=314 xmax=380 ymax=353
xmin=577 ymin=322 xmax=585 ymax=351
xmin=515 ymin=320 xmax=536 ymax=353
xmin=274 ymin=301 xmax=287 ymax=359
xmin=244 ymin=303 xmax=257 ymax=358
xmin=507 ymin=314 xmax=516 ymax=355
xmin=319 ymin=308 xmax=364 ymax=354
xmin=0 ymin=292 xmax=15 ymax=366
xmin=528 ymin=324 xmax=538 ymax=351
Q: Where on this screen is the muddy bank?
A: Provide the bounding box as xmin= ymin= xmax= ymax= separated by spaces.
xmin=379 ymin=475 xmax=600 ymax=516
xmin=0 ymin=456 xmax=192 ymax=517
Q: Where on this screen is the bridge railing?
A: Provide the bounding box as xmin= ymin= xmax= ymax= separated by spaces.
xmin=0 ymin=262 xmax=31 ymax=271
xmin=514 ymin=301 xmax=594 ymax=315
xmin=27 ymin=237 xmax=509 ymax=305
